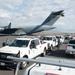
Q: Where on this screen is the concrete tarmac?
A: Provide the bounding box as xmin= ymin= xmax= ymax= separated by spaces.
xmin=0 ymin=35 xmax=74 ymax=75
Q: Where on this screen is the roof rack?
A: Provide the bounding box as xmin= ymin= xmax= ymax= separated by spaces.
xmin=7 ymin=56 xmax=75 ymax=75
xmin=7 ymin=56 xmax=75 ymax=68
xmin=19 ymin=35 xmax=40 ymax=39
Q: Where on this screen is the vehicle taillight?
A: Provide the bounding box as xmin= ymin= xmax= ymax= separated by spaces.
xmin=46 ymin=73 xmax=59 ymax=75
xmin=66 ymin=45 xmax=67 ymax=49
xmin=41 ymin=40 xmax=44 ymax=44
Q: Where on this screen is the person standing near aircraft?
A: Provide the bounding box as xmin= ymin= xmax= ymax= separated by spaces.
xmin=58 ymin=37 xmax=60 ymax=50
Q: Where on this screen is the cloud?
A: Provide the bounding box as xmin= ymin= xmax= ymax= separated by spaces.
xmin=0 ymin=0 xmax=75 ymax=33
xmin=0 ymin=0 xmax=24 ymax=10
xmin=0 ymin=9 xmax=11 ymax=18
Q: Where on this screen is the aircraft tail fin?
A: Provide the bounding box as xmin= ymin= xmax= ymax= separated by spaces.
xmin=8 ymin=22 xmax=11 ymax=28
xmin=5 ymin=22 xmax=11 ymax=29
xmin=41 ymin=10 xmax=64 ymax=26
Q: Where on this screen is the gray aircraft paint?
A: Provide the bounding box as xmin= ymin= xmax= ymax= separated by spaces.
xmin=0 ymin=10 xmax=64 ymax=35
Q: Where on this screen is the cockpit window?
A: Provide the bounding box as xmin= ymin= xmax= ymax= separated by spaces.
xmin=9 ymin=39 xmax=29 ymax=47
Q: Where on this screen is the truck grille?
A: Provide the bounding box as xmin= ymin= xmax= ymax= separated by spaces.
xmin=0 ymin=53 xmax=16 ymax=61
xmin=72 ymin=46 xmax=75 ymax=49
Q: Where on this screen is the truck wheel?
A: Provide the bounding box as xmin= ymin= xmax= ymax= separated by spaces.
xmin=41 ymin=48 xmax=46 ymax=57
xmin=20 ymin=57 xmax=28 ymax=69
xmin=65 ymin=54 xmax=70 ymax=56
xmin=50 ymin=45 xmax=53 ymax=51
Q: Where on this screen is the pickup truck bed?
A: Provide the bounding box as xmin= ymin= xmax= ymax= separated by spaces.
xmin=7 ymin=56 xmax=75 ymax=75
xmin=23 ymin=63 xmax=75 ymax=75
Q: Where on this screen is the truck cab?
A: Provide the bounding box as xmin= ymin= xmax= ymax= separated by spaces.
xmin=0 ymin=36 xmax=48 ymax=69
xmin=41 ymin=36 xmax=58 ymax=50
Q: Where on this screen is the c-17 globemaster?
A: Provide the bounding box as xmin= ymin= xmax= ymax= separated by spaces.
xmin=0 ymin=10 xmax=64 ymax=35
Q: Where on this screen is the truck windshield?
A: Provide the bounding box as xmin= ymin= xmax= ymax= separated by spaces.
xmin=9 ymin=39 xmax=29 ymax=47
xmin=69 ymin=40 xmax=75 ymax=44
xmin=42 ymin=37 xmax=52 ymax=40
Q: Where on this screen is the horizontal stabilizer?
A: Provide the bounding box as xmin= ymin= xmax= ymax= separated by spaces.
xmin=51 ymin=10 xmax=64 ymax=16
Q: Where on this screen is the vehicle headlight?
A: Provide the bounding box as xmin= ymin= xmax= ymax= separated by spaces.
xmin=16 ymin=51 xmax=20 ymax=57
xmin=72 ymin=51 xmax=75 ymax=54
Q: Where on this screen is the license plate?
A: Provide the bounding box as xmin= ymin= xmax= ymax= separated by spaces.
xmin=70 ymin=52 xmax=72 ymax=54
xmin=0 ymin=62 xmax=5 ymax=66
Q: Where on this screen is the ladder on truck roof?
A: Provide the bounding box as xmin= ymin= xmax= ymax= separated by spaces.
xmin=7 ymin=56 xmax=75 ymax=75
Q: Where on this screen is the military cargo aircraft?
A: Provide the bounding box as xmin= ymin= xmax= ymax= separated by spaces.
xmin=0 ymin=10 xmax=64 ymax=35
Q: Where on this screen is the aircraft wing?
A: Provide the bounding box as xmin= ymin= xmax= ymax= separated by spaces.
xmin=0 ymin=28 xmax=26 ymax=35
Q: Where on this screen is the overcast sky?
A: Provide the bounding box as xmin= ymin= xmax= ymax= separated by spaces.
xmin=0 ymin=0 xmax=75 ymax=33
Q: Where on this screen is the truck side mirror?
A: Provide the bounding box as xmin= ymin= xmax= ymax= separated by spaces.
xmin=30 ymin=44 xmax=32 ymax=49
xmin=2 ymin=42 xmax=6 ymax=47
xmin=30 ymin=44 xmax=36 ymax=49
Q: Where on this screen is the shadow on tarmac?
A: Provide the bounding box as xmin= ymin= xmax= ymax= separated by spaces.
xmin=0 ymin=66 xmax=15 ymax=71
xmin=47 ymin=49 xmax=75 ymax=59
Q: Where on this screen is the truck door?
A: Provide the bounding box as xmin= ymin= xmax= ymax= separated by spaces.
xmin=53 ymin=37 xmax=56 ymax=46
xmin=29 ymin=40 xmax=37 ymax=58
xmin=34 ymin=39 xmax=42 ymax=55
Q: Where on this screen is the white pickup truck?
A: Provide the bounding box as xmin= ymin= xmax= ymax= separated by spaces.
xmin=24 ymin=63 xmax=75 ymax=75
xmin=0 ymin=37 xmax=48 ymax=69
xmin=7 ymin=56 xmax=75 ymax=75
xmin=41 ymin=36 xmax=58 ymax=50
xmin=56 ymin=35 xmax=65 ymax=44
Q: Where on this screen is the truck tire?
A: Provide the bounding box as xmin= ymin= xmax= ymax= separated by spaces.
xmin=50 ymin=45 xmax=53 ymax=51
xmin=41 ymin=48 xmax=46 ymax=57
xmin=20 ymin=56 xmax=28 ymax=69
xmin=65 ymin=54 xmax=70 ymax=56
